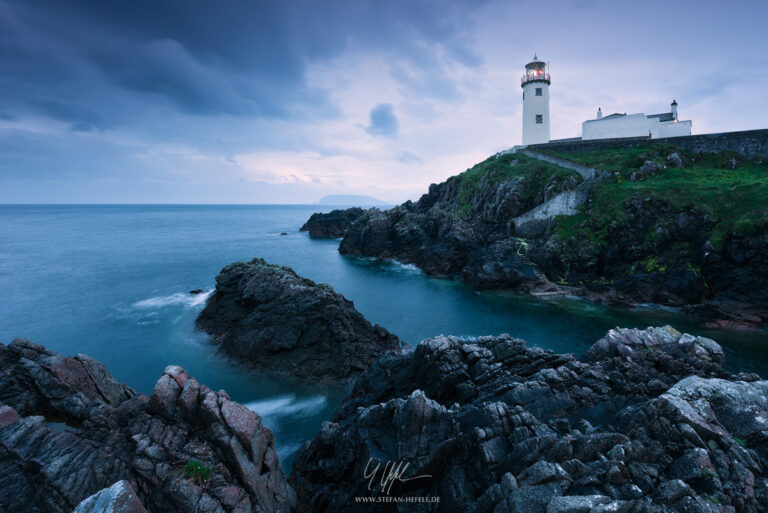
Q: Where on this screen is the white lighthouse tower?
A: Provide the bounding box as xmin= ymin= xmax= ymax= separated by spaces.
xmin=521 ymin=55 xmax=551 ymax=145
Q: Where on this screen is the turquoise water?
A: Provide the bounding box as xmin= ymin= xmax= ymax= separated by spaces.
xmin=1 ymin=204 xmax=766 ymax=467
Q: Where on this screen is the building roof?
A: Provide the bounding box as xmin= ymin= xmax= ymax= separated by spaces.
xmin=647 ymin=112 xmax=675 ymax=122
xmin=603 ymin=113 xmax=626 ymax=119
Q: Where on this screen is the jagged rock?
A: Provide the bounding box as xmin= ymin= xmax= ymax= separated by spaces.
xmin=71 ymin=480 xmax=147 ymax=513
xmin=581 ymin=326 xmax=725 ymax=365
xmin=290 ymin=327 xmax=767 ymax=512
xmin=300 ymin=207 xmax=365 ymax=238
xmin=0 ymin=343 xmax=295 ymax=513
xmin=196 ymin=257 xmax=401 ymax=382
xmin=0 ymin=338 xmax=135 ymax=420
xmin=545 ymin=495 xmax=612 ymax=513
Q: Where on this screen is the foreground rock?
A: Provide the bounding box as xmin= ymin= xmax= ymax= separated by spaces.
xmin=72 ymin=480 xmax=147 ymax=513
xmin=0 ymin=339 xmax=295 ymax=513
xmin=300 ymin=207 xmax=365 ymax=238
xmin=197 ymin=258 xmax=401 ymax=382
xmin=291 ymin=326 xmax=768 ymax=512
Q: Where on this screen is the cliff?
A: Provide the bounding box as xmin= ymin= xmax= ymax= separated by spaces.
xmin=329 ymin=143 xmax=768 ymax=327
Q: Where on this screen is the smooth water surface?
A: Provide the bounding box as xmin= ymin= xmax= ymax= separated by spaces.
xmin=1 ymin=205 xmax=766 ymax=467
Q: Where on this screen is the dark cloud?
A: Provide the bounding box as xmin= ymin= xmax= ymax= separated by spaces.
xmin=366 ymin=104 xmax=398 ymax=137
xmin=0 ymin=0 xmax=486 ymax=127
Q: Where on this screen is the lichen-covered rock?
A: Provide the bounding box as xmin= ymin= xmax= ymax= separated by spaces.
xmin=300 ymin=207 xmax=365 ymax=238
xmin=291 ymin=327 xmax=767 ymax=512
xmin=0 ymin=343 xmax=295 ymax=513
xmin=196 ymin=257 xmax=402 ymax=382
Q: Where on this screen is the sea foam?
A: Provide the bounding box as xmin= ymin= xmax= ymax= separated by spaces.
xmin=133 ymin=290 xmax=212 ymax=309
xmin=244 ymin=394 xmax=328 ymax=419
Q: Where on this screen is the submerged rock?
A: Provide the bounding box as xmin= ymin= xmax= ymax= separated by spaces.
xmin=290 ymin=326 xmax=768 ymax=512
xmin=0 ymin=341 xmax=295 ymax=513
xmin=196 ymin=257 xmax=401 ymax=382
xmin=300 ymin=207 xmax=365 ymax=238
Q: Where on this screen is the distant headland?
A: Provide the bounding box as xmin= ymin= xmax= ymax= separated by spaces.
xmin=317 ymin=194 xmax=387 ymax=206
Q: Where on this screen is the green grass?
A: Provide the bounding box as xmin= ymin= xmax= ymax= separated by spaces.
xmin=454 ymin=152 xmax=581 ymax=218
xmin=701 ymin=469 xmax=717 ymax=479
xmin=184 ymin=460 xmax=212 ymax=483
xmin=734 ymin=436 xmax=746 ymax=447
xmin=549 ymin=144 xmax=768 ymax=249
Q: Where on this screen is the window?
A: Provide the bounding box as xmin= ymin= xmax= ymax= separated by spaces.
xmin=536 ymin=114 xmax=543 ymax=124
xmin=522 ymin=91 xmax=525 ymax=100
xmin=535 ymin=88 xmax=542 ymax=96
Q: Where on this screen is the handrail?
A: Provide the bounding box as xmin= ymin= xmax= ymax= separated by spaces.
xmin=521 ymin=73 xmax=550 ymax=85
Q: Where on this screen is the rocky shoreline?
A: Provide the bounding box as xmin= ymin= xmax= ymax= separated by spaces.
xmin=301 ymin=147 xmax=767 ymax=329
xmin=4 ymin=324 xmax=768 ymax=512
xmin=0 ymin=338 xmax=295 ymax=513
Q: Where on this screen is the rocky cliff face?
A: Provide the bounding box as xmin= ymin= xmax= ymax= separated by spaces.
xmin=323 ymin=148 xmax=768 ymax=328
xmin=0 ymin=339 xmax=295 ymax=513
xmin=336 ymin=153 xmax=580 ymax=291
xmin=196 ymin=258 xmax=402 ymax=382
xmin=290 ymin=326 xmax=768 ymax=512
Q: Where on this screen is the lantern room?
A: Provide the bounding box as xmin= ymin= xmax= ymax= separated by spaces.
xmin=521 ymin=55 xmax=550 ymax=86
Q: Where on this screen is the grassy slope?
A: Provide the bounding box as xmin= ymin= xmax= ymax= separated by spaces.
xmin=454 ymin=152 xmax=581 ymax=217
xmin=543 ymin=144 xmax=768 ymax=249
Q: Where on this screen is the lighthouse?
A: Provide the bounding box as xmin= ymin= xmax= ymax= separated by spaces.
xmin=521 ymin=55 xmax=551 ymax=145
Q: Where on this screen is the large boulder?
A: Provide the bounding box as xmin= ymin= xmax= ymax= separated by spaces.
xmin=0 ymin=343 xmax=295 ymax=513
xmin=300 ymin=207 xmax=365 ymax=238
xmin=196 ymin=258 xmax=402 ymax=382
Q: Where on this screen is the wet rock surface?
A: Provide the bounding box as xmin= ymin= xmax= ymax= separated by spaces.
xmin=196 ymin=257 xmax=402 ymax=382
xmin=0 ymin=340 xmax=295 ymax=513
xmin=300 ymin=208 xmax=365 ymax=238
xmin=290 ymin=326 xmax=768 ymax=512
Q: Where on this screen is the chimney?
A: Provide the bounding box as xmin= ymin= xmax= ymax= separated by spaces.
xmin=597 ymin=107 xmax=602 ymax=119
xmin=671 ymin=100 xmax=678 ymax=121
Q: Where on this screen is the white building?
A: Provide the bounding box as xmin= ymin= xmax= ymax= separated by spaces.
xmin=521 ymin=55 xmax=550 ymax=145
xmin=582 ymin=101 xmax=692 ymax=140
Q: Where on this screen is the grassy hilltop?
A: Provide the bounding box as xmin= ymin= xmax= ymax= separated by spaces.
xmin=545 ymin=144 xmax=768 ymax=249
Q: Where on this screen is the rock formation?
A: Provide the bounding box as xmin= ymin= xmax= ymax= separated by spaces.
xmin=72 ymin=480 xmax=147 ymax=513
xmin=328 ymin=147 xmax=768 ymax=328
xmin=291 ymin=326 xmax=768 ymax=512
xmin=0 ymin=339 xmax=295 ymax=513
xmin=300 ymin=208 xmax=365 ymax=238
xmin=196 ymin=258 xmax=402 ymax=382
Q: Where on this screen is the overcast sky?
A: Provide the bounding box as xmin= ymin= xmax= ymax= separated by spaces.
xmin=1 ymin=0 xmax=766 ymax=204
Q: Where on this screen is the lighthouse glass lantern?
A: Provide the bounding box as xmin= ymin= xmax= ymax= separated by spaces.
xmin=521 ymin=55 xmax=551 ymax=145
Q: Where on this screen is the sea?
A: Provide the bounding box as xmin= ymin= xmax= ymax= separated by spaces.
xmin=1 ymin=204 xmax=766 ymax=468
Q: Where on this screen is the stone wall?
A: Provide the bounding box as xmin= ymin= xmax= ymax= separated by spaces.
xmin=528 ymin=128 xmax=768 ymax=160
